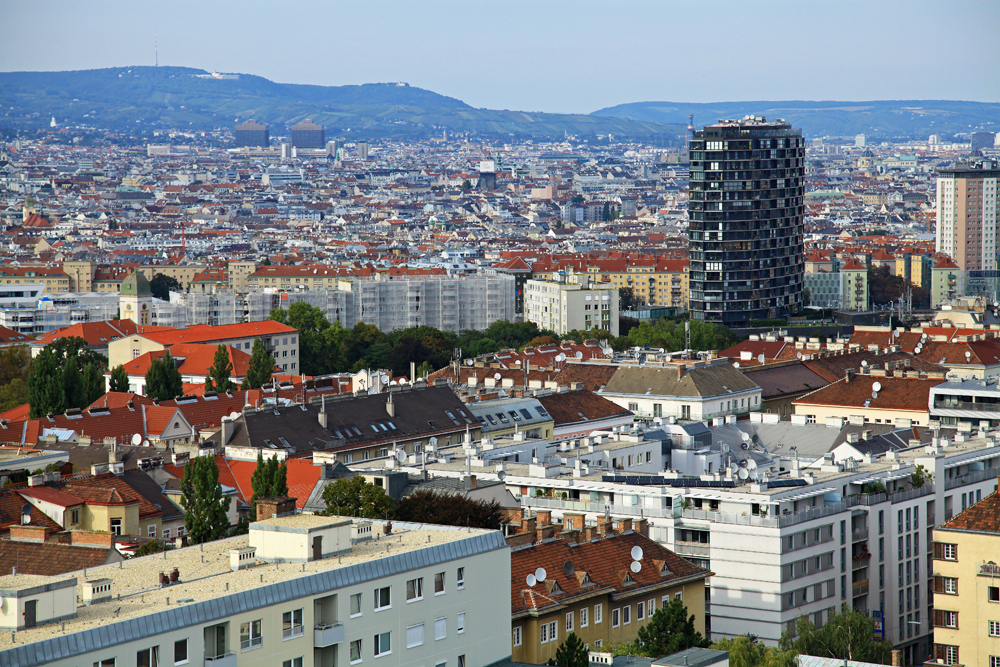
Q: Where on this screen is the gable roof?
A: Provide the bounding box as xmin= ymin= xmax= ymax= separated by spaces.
xmin=0 ymin=540 xmax=119 ymax=577
xmin=536 ymin=390 xmax=633 ymax=426
xmin=602 ymin=363 xmax=760 ymax=399
xmin=552 ymin=362 xmax=618 ymax=392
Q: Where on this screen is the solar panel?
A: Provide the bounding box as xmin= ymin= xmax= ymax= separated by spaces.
xmin=766 ymin=479 xmax=809 ymax=488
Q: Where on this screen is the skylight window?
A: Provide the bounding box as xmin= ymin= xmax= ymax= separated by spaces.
xmin=497 ymin=413 xmax=509 ymax=423
xmin=520 ymin=409 xmax=533 ymax=420
xmin=509 ymin=411 xmax=521 ymax=421
xmin=536 ymin=407 xmax=550 ymax=417
xmin=371 ymin=424 xmax=380 ymax=433
xmin=485 ymin=414 xmax=497 ymax=425
xmin=387 ymin=421 xmax=397 ymax=430
xmin=352 ymin=426 xmax=363 ymax=437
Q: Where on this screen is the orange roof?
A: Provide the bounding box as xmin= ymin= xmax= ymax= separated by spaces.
xmin=140 ymin=321 xmax=297 ymax=346
xmin=120 ymin=344 xmax=252 ymax=378
xmin=163 ymin=456 xmax=321 ymax=508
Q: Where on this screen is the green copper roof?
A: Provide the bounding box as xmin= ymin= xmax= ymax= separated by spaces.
xmin=120 ymin=270 xmax=152 ymax=296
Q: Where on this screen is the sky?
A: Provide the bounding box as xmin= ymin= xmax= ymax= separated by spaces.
xmin=2 ymin=0 xmax=998 ymax=114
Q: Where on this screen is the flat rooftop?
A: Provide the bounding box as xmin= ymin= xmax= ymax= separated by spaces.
xmin=0 ymin=519 xmax=492 ymax=650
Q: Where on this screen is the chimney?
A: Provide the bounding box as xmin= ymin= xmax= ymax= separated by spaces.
xmin=318 ymin=394 xmax=328 ymax=428
xmin=676 ymin=365 xmax=686 ymax=380
xmin=634 ymin=518 xmax=649 ymax=537
xmin=9 ymin=525 xmax=47 ymax=543
xmin=386 ymin=392 xmax=395 ymax=417
xmin=617 ymin=518 xmax=633 ymax=533
xmin=220 ymin=416 xmax=235 ymax=446
xmin=521 ymin=515 xmax=537 ymax=535
xmin=562 ymin=529 xmax=580 ymax=545
xmin=536 ymin=510 xmax=552 ymax=526
xmin=596 ymin=517 xmax=614 ymax=537
xmin=845 ymin=368 xmax=854 ymax=383
xmin=562 ymin=512 xmax=585 ymax=531
xmin=256 ymin=496 xmax=297 ymax=520
xmin=70 ymin=530 xmax=116 ymax=548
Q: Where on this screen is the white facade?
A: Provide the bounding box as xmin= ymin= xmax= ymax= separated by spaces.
xmin=524 ymin=276 xmax=619 ymax=337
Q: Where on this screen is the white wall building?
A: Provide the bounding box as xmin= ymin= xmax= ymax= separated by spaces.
xmin=524 ymin=275 xmax=619 ymax=336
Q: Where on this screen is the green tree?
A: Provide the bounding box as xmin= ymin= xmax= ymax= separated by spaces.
xmin=205 ymin=344 xmax=236 ymax=393
xmin=242 ymin=338 xmax=275 ymax=389
xmin=461 ymin=179 xmax=472 ymax=189
xmin=81 ymin=362 xmax=105 ymax=404
xmin=322 ymin=476 xmax=396 ymax=519
xmin=548 ymin=632 xmax=588 ymax=667
xmin=47 ymin=336 xmax=107 ymax=370
xmin=109 ymin=365 xmax=130 ymax=392
xmin=635 ymin=598 xmax=710 ymax=657
xmin=779 ymin=604 xmax=893 ymax=664
xmin=130 ymin=539 xmax=166 ymax=558
xmin=0 ymin=378 xmax=29 ymax=413
xmin=619 ymin=287 xmax=639 ymax=311
xmin=271 ymin=302 xmax=331 ymax=375
xmin=180 ymin=455 xmax=232 ymax=544
xmin=149 ymin=273 xmax=182 ymax=301
xmin=394 ymin=489 xmax=502 ymax=529
xmin=711 ymin=636 xmax=797 ymax=667
xmin=145 ymin=352 xmax=183 ymax=400
xmin=27 ymin=347 xmax=65 ymax=417
xmin=249 ymin=452 xmax=289 ymax=517
xmin=602 ymin=201 xmax=611 ymax=221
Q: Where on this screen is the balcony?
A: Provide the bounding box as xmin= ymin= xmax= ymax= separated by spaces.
xmin=674 ymin=541 xmax=710 ymax=557
xmin=980 ymin=562 xmax=1000 ymax=577
xmin=314 ymin=622 xmax=345 ymax=648
xmin=205 ymin=653 xmax=236 ymax=667
xmin=852 ymin=528 xmax=869 ymax=542
xmin=945 ymin=466 xmax=1000 ymax=490
xmin=852 ymin=579 xmax=870 ymax=596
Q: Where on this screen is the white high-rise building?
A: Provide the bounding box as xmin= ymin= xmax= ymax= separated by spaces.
xmin=935 ymin=160 xmax=1000 ymax=271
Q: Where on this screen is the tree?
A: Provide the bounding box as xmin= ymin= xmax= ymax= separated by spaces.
xmin=81 ymin=361 xmax=105 ymax=404
xmin=27 ymin=347 xmax=65 ymax=417
xmin=548 ymin=632 xmax=588 ymax=667
xmin=0 ymin=379 xmax=29 ymax=413
xmin=47 ymin=336 xmax=107 ymax=370
xmin=130 ymin=540 xmax=166 ymax=558
xmin=635 ymin=598 xmax=710 ymax=657
xmin=0 ymin=345 xmax=31 ymax=412
xmin=242 ymin=338 xmax=274 ymax=389
xmin=461 ymin=179 xmax=472 ymax=189
xmin=250 ymin=452 xmax=288 ymax=517
xmin=602 ymin=201 xmax=611 ymax=221
xmin=271 ymin=302 xmax=331 ymax=375
xmin=180 ymin=455 xmax=232 ymax=544
xmin=779 ymin=604 xmax=893 ymax=665
xmin=322 ymin=476 xmax=396 ymax=519
xmin=394 ymin=489 xmax=502 ymax=529
xmin=711 ymin=636 xmax=797 ymax=667
xmin=205 ymin=344 xmax=236 ymax=393
xmin=619 ymin=287 xmax=639 ymax=311
xmin=109 ymin=365 xmax=130 ymax=392
xmin=149 ymin=273 xmax=182 ymax=301
xmin=145 ymin=352 xmax=183 ymax=401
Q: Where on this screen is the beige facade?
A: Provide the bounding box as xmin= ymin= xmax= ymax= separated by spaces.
xmin=229 ymin=261 xmax=258 ymax=293
xmin=532 ymin=265 xmax=689 ymax=310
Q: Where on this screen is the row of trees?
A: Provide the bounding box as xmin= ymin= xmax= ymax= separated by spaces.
xmin=26 ymin=337 xmax=107 ymax=417
xmin=0 ymin=345 xmax=31 ymax=412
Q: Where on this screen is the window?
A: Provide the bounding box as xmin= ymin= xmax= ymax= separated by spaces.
xmin=374 ymin=586 xmax=390 ymax=611
xmin=282 ymin=660 xmax=302 ymax=667
xmin=512 ymin=627 xmax=522 ymax=647
xmin=565 ymin=611 xmax=574 ymax=632
xmin=434 ymin=572 xmax=446 ymax=594
xmin=148 ymin=525 xmax=156 ymax=538
xmin=547 ymin=620 xmax=557 ymax=643
xmin=990 ymin=657 xmax=1000 ymax=667
xmin=944 ymin=645 xmax=958 ymax=664
xmin=612 ymin=608 xmax=620 ymax=628
xmin=623 ymin=605 xmax=631 ymax=625
xmin=457 ymin=567 xmax=465 ymax=589
xmin=350 ymin=592 xmax=362 ymax=617
xmin=374 ymin=632 xmax=391 ymax=657
xmin=457 ymin=612 xmax=465 ymax=634
xmin=595 ymin=604 xmax=603 ymax=624
xmin=944 ymin=544 xmax=957 ymax=560
xmin=137 ymin=647 xmax=159 ymax=667
xmin=283 ymin=608 xmax=304 ymax=638
xmin=435 ymin=617 xmax=447 ymax=640
xmin=990 ymin=586 xmax=1000 ymax=602
xmin=944 ymin=611 xmax=958 ymax=628
xmin=675 ymin=591 xmax=683 ymax=601
xmin=637 ymin=601 xmax=645 ymax=620
xmin=540 ymin=622 xmax=548 ymax=643
xmin=406 ymin=623 xmax=424 ymax=648
xmin=580 ymin=607 xmax=588 ymax=627
xmin=111 ymin=518 xmax=122 ymax=535
xmin=458 ymin=656 xmax=466 ymax=667
xmin=71 ymin=508 xmax=80 ymax=524
xmin=406 ymin=577 xmax=423 ymax=601
xmin=945 ymin=577 xmax=958 ymax=594
xmin=990 ymin=620 xmax=1000 ymax=637
xmin=240 ymin=620 xmax=262 ymax=650
xmin=350 ymin=639 xmax=362 ymax=664
xmin=648 ymin=598 xmax=655 ymax=614
xmin=173 ymin=639 xmax=188 ymax=665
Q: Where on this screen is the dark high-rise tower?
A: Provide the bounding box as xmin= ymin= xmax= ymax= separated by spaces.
xmin=688 ymin=116 xmax=805 ymax=326
xmin=290 ymin=120 xmax=325 ymax=149
xmin=234 ymin=121 xmax=269 ymax=148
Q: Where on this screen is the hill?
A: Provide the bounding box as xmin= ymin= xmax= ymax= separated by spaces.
xmin=591 ymin=100 xmax=1000 ymax=140
xmin=0 ymin=66 xmax=685 ymax=141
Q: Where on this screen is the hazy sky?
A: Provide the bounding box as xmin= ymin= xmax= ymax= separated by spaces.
xmin=2 ymin=0 xmax=998 ymax=114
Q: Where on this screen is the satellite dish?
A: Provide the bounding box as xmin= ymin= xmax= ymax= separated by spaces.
xmin=894 ymin=330 xmax=900 ymax=338
xmin=861 ymin=360 xmax=868 ymax=367
xmin=631 ymin=546 xmax=644 ymax=561
xmin=131 ymin=433 xmax=142 ymax=446
xmin=555 ymin=353 xmax=567 ymax=363
xmin=576 ymin=351 xmax=584 ymax=359
xmin=395 ymin=449 xmax=407 ymax=463
xmin=494 ymin=372 xmax=502 ymax=380
xmin=630 ymin=561 xmax=642 ymax=574
xmin=21 ymin=503 xmax=32 ymax=517
xmin=747 ymin=459 xmax=758 ymax=470
xmin=429 ymin=437 xmax=438 ymax=446
xmin=535 ymin=567 xmax=547 ymax=583
xmin=965 ymin=351 xmax=972 ymax=359
xmin=733 ymin=362 xmax=740 ymax=369
xmin=740 ymin=431 xmax=751 ymax=441
xmin=497 ymin=470 xmax=506 ymax=481
xmin=738 ymin=468 xmax=749 ymax=480
xmin=228 ymin=411 xmax=240 ymax=420
xmin=389 ymin=380 xmax=398 ymax=386
xmin=143 ymin=440 xmax=151 ymax=447
xmin=872 ymin=381 xmax=882 ymax=392
xmin=758 ymin=354 xmax=765 ymax=364
xmin=872 ymin=391 xmax=879 ymax=399
xmin=563 ymin=560 xmax=575 ymax=576
xmin=526 ymin=574 xmax=537 ymax=587
xmin=796 ymin=351 xmax=802 ymax=359
xmin=466 ymin=359 xmax=473 ymax=366
xmin=741 ymin=442 xmax=749 ymax=450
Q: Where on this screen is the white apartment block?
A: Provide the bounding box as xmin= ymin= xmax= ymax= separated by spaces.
xmin=361 ymin=419 xmax=1000 ymax=665
xmin=338 ymin=274 xmax=514 ymax=333
xmin=935 ymin=160 xmax=1000 ymax=272
xmin=1 ymin=515 xmax=512 ymax=667
xmin=524 ymin=276 xmax=619 ymax=337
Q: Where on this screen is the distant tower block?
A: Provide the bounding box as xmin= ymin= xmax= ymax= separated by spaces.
xmin=290 ymin=120 xmax=325 ymax=148
xmin=478 ymin=159 xmax=497 ymax=190
xmin=357 ymin=140 xmax=369 ymax=161
xmin=235 ymin=121 xmax=269 ymax=148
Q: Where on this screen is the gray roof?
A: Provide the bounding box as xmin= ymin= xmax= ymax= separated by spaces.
xmin=744 ymin=363 xmax=830 ymax=398
xmin=602 ymin=363 xmax=760 ymax=399
xmin=655 ymin=647 xmax=729 ymax=666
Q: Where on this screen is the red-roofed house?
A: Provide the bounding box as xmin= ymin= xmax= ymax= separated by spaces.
xmin=112 ymin=344 xmax=252 ymax=395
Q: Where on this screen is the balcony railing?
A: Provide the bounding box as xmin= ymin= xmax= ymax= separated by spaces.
xmin=674 ymin=541 xmax=710 ymax=557
xmin=945 ymin=466 xmax=1000 ymax=490
xmin=314 ymin=622 xmax=345 ymax=648
xmin=204 ymin=653 xmax=237 ymax=667
xmin=980 ymin=562 xmax=1000 ymax=577
xmin=933 ymin=400 xmax=1000 ymax=413
xmin=283 ymin=625 xmax=304 ymax=639
xmin=852 ymin=579 xmax=869 ymax=596
xmin=852 ymin=528 xmax=869 ymax=542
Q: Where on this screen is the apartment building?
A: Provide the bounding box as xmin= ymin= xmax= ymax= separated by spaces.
xmin=930 ymin=257 xmax=963 ymax=309
xmin=0 ymin=265 xmax=70 ymax=292
xmin=524 ymin=275 xmax=619 ymax=337
xmin=532 ymin=260 xmax=690 ymax=311
xmin=935 ymin=159 xmax=1000 ymax=271
xmin=929 ymin=488 xmax=1000 ymax=667
xmin=64 ymin=261 xmax=207 ymax=292
xmin=841 ymin=258 xmax=869 ymax=311
xmin=0 ymin=513 xmax=512 ymax=667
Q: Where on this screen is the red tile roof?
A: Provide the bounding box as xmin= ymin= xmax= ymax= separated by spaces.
xmin=0 ymin=540 xmax=118 ymax=576
xmin=140 ymin=321 xmax=297 ymax=346
xmin=939 ymin=487 xmax=1000 ymax=533
xmin=794 ymin=374 xmax=937 ymax=412
xmin=162 ymin=455 xmax=320 ymax=508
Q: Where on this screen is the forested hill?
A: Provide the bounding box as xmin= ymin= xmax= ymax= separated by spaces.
xmin=0 ymin=66 xmax=685 ymax=141
xmin=591 ymin=99 xmax=1000 ymax=140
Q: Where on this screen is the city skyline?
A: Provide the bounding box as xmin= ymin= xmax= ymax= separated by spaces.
xmin=2 ymin=0 xmax=998 ymax=115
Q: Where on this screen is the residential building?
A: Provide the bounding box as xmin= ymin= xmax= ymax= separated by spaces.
xmin=0 ymin=513 xmax=512 ymax=667
xmin=935 ymin=159 xmax=1000 ymax=271
xmin=929 ymin=487 xmax=1000 ymax=667
xmin=841 ymin=258 xmax=869 ymax=311
xmin=931 ymin=257 xmax=964 ymax=309
xmin=508 ymin=522 xmax=710 ymax=664
xmin=598 ymin=360 xmax=762 ymax=422
xmin=794 ymin=368 xmax=942 ymax=426
xmin=524 ymin=274 xmax=619 ymax=337
xmin=290 ymin=120 xmax=326 ymax=148
xmin=688 ymin=117 xmax=805 ymax=326
xmin=234 ymin=121 xmax=269 ymax=148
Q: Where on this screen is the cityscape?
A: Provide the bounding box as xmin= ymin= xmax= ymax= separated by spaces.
xmin=1 ymin=3 xmax=999 ymax=667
